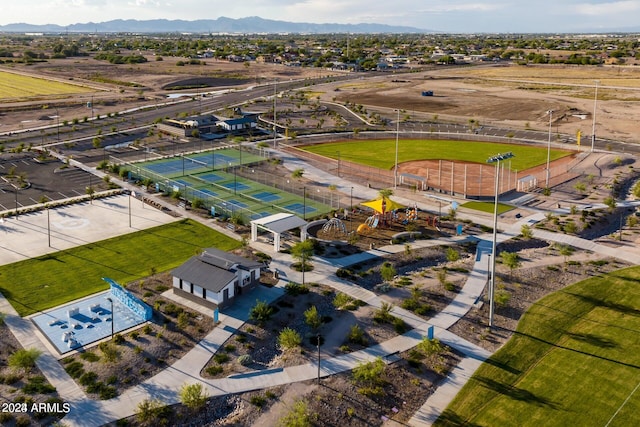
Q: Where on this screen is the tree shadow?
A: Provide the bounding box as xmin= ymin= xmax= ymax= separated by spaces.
xmin=474 ymin=376 xmax=560 ymax=409
xmin=435 ymin=408 xmax=482 ymax=427
xmin=564 ymin=331 xmax=617 ymax=349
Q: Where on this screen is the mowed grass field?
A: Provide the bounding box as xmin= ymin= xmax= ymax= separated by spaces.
xmin=0 ymin=70 xmax=94 ymax=99
xmin=437 ymin=267 xmax=640 ymax=427
xmin=0 ymin=219 xmax=240 ymax=317
xmin=302 ymin=139 xmax=570 ymax=171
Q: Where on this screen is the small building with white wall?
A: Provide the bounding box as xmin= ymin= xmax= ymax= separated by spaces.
xmin=172 ymin=248 xmax=264 ymax=309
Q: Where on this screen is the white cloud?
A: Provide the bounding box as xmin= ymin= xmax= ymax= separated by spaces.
xmin=574 ymin=0 xmax=640 ymax=16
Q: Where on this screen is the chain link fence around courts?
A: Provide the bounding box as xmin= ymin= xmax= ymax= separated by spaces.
xmin=108 ymin=146 xmax=345 ymax=223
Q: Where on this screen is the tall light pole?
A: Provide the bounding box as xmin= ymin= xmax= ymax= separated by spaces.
xmin=105 ymin=297 xmax=114 ymax=340
xmin=487 ymin=152 xmax=514 ymax=329
xmin=47 ymin=205 xmax=51 ymax=247
xmin=591 ymin=80 xmax=599 ymax=152
xmin=546 ymin=110 xmax=553 ymax=188
xmin=54 ymin=106 xmax=60 ymax=143
xmin=273 ymin=80 xmax=278 ymax=148
xmin=394 ymin=109 xmax=400 ymax=188
xmin=302 ymin=186 xmax=306 ymax=220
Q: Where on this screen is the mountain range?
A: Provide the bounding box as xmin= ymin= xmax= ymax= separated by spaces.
xmin=0 ymin=16 xmax=429 ymax=34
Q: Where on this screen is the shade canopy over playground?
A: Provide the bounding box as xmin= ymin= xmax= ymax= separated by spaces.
xmin=361 ymin=196 xmax=405 ymax=214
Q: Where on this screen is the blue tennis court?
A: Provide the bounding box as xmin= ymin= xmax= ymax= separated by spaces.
xmin=251 ymin=212 xmax=272 ymax=220
xmin=221 ymin=182 xmax=251 ymax=191
xmin=252 ymin=191 xmax=281 ymax=202
xmin=285 ymin=203 xmax=317 ymax=215
xmin=199 ymin=189 xmax=218 ymax=197
xmin=225 ymin=199 xmax=248 ymax=208
xmin=174 ymin=179 xmax=191 ymax=187
xmin=198 ymin=173 xmax=224 ymax=183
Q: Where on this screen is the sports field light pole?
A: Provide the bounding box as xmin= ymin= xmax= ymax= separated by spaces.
xmin=350 ymin=186 xmax=353 ymax=232
xmin=105 ymin=297 xmax=114 ymax=340
xmin=317 ymin=333 xmax=321 ymax=384
xmin=545 ymin=110 xmax=553 ymax=188
xmin=487 ymin=152 xmax=514 ymax=329
xmin=591 ymin=80 xmax=599 ymax=152
xmin=303 ymin=186 xmax=306 ymax=220
xmin=54 ymin=106 xmax=60 ymax=144
xmin=273 ymin=80 xmax=278 ymax=148
xmin=47 ymin=204 xmax=51 ymax=247
xmin=394 ymin=109 xmax=400 ymax=188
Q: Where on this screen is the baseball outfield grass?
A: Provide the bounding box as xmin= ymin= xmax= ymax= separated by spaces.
xmin=0 ymin=219 xmax=240 ymax=317
xmin=302 ymin=139 xmax=571 ymax=171
xmin=436 ymin=266 xmax=640 ymax=427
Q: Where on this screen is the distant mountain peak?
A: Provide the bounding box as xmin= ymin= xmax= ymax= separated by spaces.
xmin=0 ymin=16 xmax=430 ymax=34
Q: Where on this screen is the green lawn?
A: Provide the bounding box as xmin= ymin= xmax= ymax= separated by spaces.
xmin=462 ymin=201 xmax=514 ymax=215
xmin=302 ymin=139 xmax=571 ymax=171
xmin=436 ymin=267 xmax=640 ymax=426
xmin=0 ymin=70 xmax=94 ymax=99
xmin=0 ymin=219 xmax=240 ymax=317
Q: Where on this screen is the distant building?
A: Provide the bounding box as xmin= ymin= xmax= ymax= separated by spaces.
xmin=172 ymin=248 xmax=264 ymax=309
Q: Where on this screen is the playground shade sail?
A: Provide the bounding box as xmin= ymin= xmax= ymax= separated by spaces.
xmin=361 ymin=196 xmax=405 ymax=214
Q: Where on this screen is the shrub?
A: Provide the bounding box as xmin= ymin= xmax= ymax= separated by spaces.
xmin=352 ymin=357 xmax=386 ymax=387
xmin=113 ymin=334 xmax=125 ymax=345
xmin=285 ymin=282 xmax=309 ymax=296
xmin=250 ymin=394 xmax=267 ymax=407
xmin=80 ymin=351 xmax=100 ymax=362
xmin=373 ymin=302 xmax=394 ymax=324
xmin=237 ymin=354 xmax=253 ymax=366
xmin=495 ymin=289 xmax=511 ymax=307
xmin=23 ymin=376 xmax=56 ymax=394
xmin=348 ymin=325 xmax=367 ymax=346
xmin=224 ymin=344 xmax=236 ymax=353
xmin=278 ymin=327 xmax=302 ymax=349
xmin=249 ymin=300 xmax=274 ymax=324
xmin=180 ymin=382 xmax=208 ymax=411
xmin=79 ymin=371 xmax=98 ymax=386
xmin=336 ymin=268 xmax=352 ymax=278
xmin=206 ymin=365 xmax=223 ymax=376
xmin=8 ymin=348 xmax=42 ymax=372
xmin=393 ymin=316 xmax=407 ymax=333
xmin=213 ymin=353 xmax=230 ymax=364
xmin=304 ymin=306 xmax=322 ymax=330
xmin=278 ymin=400 xmax=310 ymax=427
xmin=65 ymin=361 xmax=85 ymax=378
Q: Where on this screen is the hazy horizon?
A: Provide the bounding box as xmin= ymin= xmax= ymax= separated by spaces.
xmin=2 ymin=1 xmax=640 ymax=33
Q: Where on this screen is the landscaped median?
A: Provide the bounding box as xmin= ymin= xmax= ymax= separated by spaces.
xmin=436 ymin=266 xmax=640 ymax=426
xmin=0 ymin=219 xmax=240 ymax=317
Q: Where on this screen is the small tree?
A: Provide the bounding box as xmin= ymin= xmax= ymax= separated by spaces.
xmin=304 ymin=305 xmax=322 ymax=330
xmin=500 ymin=251 xmax=521 ymax=279
xmin=604 ymin=196 xmax=617 ymax=211
xmin=8 ymin=348 xmax=42 ymax=373
xmin=249 ymin=300 xmax=274 ymax=324
xmin=520 ymin=224 xmax=533 ymax=240
xmin=180 ymin=382 xmax=208 ymax=411
xmin=291 ymin=239 xmax=314 ymax=273
xmin=446 ymin=247 xmax=460 ymax=263
xmin=278 ymin=328 xmax=302 ymax=349
xmin=437 ymin=269 xmax=448 ymax=287
xmin=558 ymin=244 xmax=575 ymax=263
xmin=291 ymin=168 xmax=304 ymax=179
xmin=380 ymin=261 xmax=396 ymax=282
xmin=277 ymin=400 xmax=311 ymax=427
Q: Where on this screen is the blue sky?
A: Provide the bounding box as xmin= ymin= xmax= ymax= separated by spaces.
xmin=2 ymin=1 xmax=639 ymax=32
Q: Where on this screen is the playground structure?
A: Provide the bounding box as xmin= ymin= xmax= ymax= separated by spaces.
xmin=321 ymin=217 xmax=347 ymax=236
